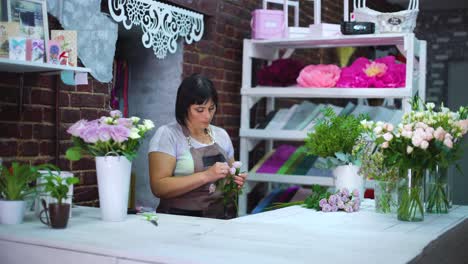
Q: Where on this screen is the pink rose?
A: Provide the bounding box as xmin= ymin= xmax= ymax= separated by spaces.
xmin=110 ymin=125 xmax=130 ymax=143
xmin=67 ymin=119 xmax=88 ymax=137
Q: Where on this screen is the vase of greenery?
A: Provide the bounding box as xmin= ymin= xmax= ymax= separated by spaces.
xmin=359 ymin=148 xmax=399 ymax=214
xmin=39 ymin=172 xmax=79 ymax=229
xmin=425 ymin=165 xmax=452 ymax=214
xmin=305 ymin=107 xmax=367 ymax=197
xmin=0 ymin=162 xmax=51 ymax=224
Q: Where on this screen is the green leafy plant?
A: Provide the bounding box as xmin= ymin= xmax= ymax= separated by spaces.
xmin=0 ymin=162 xmax=56 ymax=201
xmin=268 ymin=185 xmax=330 ymax=211
xmin=305 ymin=107 xmax=367 ymax=168
xmin=42 ymin=172 xmax=80 ymax=205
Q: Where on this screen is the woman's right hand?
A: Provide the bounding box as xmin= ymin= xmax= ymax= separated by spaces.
xmin=205 ymin=162 xmax=230 ymax=182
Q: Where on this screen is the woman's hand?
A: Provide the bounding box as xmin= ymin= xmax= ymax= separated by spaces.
xmin=206 ymin=162 xmax=230 ymax=182
xmin=233 ymin=172 xmax=247 ymax=188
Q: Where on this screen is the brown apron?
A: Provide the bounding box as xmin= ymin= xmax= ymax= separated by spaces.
xmin=157 ymin=126 xmax=236 ymax=219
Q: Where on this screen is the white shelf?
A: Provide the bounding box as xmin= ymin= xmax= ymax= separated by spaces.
xmin=242 ymin=86 xmax=411 ymax=99
xmin=249 ymin=33 xmax=413 ymax=49
xmin=0 ymin=58 xmax=92 ymax=73
xmin=248 ymin=172 xmax=335 ymax=186
xmin=240 ymin=128 xmax=309 ymax=141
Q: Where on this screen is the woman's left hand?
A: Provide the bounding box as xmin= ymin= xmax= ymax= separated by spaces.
xmin=234 ymin=172 xmax=247 ymax=188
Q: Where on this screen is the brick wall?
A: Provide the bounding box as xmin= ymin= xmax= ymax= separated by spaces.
xmin=0 ymin=16 xmax=110 ymax=206
xmin=415 ymin=9 xmax=468 ymax=103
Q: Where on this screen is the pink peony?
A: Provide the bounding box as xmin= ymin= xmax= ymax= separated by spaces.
xmin=336 ymin=56 xmax=406 ymax=88
xmin=296 ymin=64 xmax=341 ymax=88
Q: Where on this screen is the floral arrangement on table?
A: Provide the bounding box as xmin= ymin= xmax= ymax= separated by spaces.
xmin=218 ymin=161 xmax=244 ymax=215
xmin=305 ymin=107 xmax=367 ymax=168
xmin=268 ymin=185 xmax=361 ymax=213
xmin=359 ymin=145 xmax=399 ymax=214
xmin=65 ymin=110 xmax=155 ymax=161
xmin=362 ymin=98 xmax=468 ymax=220
xmin=336 ymin=56 xmax=406 ymax=88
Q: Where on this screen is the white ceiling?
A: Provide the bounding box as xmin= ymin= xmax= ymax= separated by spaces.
xmin=387 ymin=0 xmax=468 ymax=10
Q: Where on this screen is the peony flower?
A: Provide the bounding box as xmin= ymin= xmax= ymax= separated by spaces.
xmin=443 ymin=138 xmax=453 ymax=149
xmin=297 ymin=64 xmax=341 ymax=88
xmin=420 ymin=140 xmax=429 ymax=150
xmin=352 ymin=189 xmax=360 ymax=197
xmin=344 ymin=204 xmax=354 ymax=213
xmin=328 ymin=194 xmax=339 ymax=206
xmin=322 ymin=204 xmax=332 ymax=212
xmin=433 ymin=127 xmax=446 ymax=141
xmin=364 ymin=61 xmax=387 ymax=77
xmin=257 ymin=58 xmax=304 ymax=87
xmin=381 ymin=141 xmax=389 ymax=148
xmin=412 ymin=135 xmax=423 ymax=147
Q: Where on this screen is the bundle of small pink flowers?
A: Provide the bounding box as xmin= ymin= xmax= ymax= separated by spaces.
xmin=66 ymin=110 xmax=154 ymax=161
xmin=319 ymin=188 xmax=361 ymax=213
xmin=220 ymin=161 xmax=243 ymax=210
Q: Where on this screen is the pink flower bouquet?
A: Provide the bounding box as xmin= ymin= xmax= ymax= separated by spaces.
xmin=297 ymin=64 xmax=341 ymax=88
xmin=336 ymin=56 xmax=406 ymax=88
xmin=65 ymin=110 xmax=155 ymax=161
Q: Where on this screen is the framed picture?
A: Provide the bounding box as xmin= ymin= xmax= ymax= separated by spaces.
xmin=1 ymin=0 xmax=9 ymax=21
xmin=7 ymin=0 xmax=48 ymax=42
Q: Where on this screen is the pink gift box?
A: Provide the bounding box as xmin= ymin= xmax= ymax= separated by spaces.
xmin=251 ymin=9 xmax=285 ymax=39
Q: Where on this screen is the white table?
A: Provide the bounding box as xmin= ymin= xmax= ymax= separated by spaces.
xmin=0 ymin=200 xmax=467 ymax=264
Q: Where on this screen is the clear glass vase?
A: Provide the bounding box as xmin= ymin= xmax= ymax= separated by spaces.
xmin=374 ymin=180 xmax=398 ymax=214
xmin=397 ymin=169 xmax=424 ymax=222
xmin=425 ymin=166 xmax=452 ymax=214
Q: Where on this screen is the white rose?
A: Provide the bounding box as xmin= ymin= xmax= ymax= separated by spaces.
xmin=407 ymin=146 xmax=414 ymax=154
xmin=381 ymin=141 xmax=389 ymax=148
xmin=129 ymin=127 xmax=141 ymax=139
xmin=130 ymin=116 xmax=140 ymax=124
xmin=143 ymin=120 xmax=155 ymax=130
xmin=373 ymin=126 xmax=383 ymax=135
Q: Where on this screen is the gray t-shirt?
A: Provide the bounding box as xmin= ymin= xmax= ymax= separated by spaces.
xmin=148 ymin=122 xmax=234 ymax=176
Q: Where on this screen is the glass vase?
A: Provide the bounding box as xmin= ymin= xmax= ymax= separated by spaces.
xmin=397 ymin=169 xmax=424 ymax=222
xmin=425 ymin=166 xmax=452 ymax=214
xmin=374 ymin=180 xmax=398 ymax=214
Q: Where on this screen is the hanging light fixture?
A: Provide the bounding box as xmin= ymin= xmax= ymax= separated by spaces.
xmin=108 ymin=0 xmax=204 ymax=59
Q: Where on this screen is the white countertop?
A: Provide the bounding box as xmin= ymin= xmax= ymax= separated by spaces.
xmin=1 ymin=200 xmax=467 ymax=264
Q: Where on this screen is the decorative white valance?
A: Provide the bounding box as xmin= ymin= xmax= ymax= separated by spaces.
xmin=108 ymin=0 xmax=204 ymax=59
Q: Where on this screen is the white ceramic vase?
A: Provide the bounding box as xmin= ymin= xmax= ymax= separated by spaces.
xmin=333 ymin=164 xmax=364 ymax=199
xmin=0 ymin=200 xmax=26 ymax=224
xmin=95 ymin=156 xmax=131 ymax=222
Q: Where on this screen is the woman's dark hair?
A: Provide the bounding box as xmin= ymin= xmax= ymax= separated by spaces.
xmin=175 ymin=74 xmax=218 ymax=126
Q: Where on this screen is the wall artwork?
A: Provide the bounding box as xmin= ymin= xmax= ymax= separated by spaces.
xmin=7 ymin=0 xmax=48 ymax=50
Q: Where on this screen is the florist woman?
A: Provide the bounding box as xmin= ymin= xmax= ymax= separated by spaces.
xmin=148 ymin=74 xmax=247 ymax=219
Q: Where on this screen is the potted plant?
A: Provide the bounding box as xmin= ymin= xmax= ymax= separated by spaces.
xmin=65 ymin=110 xmax=154 ymax=222
xmin=305 ymin=107 xmax=367 ymax=197
xmin=0 ymin=162 xmax=48 ymax=224
xmin=39 ymin=172 xmax=79 ymax=229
